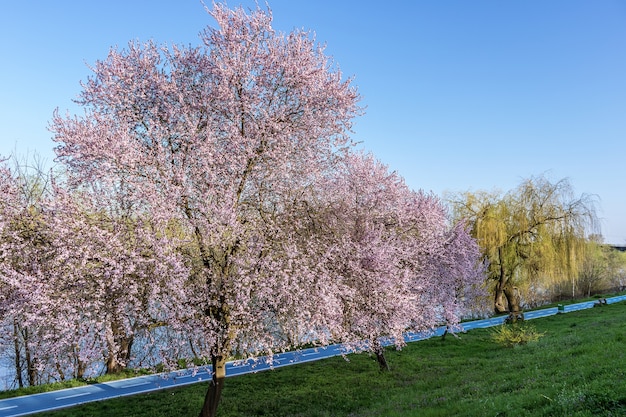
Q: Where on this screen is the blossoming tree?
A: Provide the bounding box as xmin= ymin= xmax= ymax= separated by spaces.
xmin=44 ymin=183 xmax=190 ymax=376
xmin=50 ymin=3 xmax=485 ymax=416
xmin=51 ymin=4 xmax=360 ymax=416
xmin=0 ymin=157 xmax=58 ymax=387
xmin=315 ymin=153 xmax=485 ymax=369
xmin=0 ymin=157 xmax=189 ymax=385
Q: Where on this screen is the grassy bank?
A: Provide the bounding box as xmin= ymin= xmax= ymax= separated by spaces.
xmin=31 ymin=300 xmax=626 ymax=416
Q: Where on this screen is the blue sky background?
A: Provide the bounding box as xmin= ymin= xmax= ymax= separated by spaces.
xmin=1 ymin=1 xmax=625 ymax=244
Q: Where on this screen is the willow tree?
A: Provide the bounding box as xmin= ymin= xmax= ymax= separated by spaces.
xmin=577 ymin=238 xmax=626 ymax=297
xmin=448 ymin=176 xmax=597 ymax=314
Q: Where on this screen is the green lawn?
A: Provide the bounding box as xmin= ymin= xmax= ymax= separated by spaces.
xmin=30 ymin=301 xmax=626 ymax=416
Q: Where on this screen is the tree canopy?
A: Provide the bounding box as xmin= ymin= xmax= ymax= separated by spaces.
xmin=0 ymin=4 xmax=485 ymax=416
xmin=448 ymin=175 xmax=598 ymax=313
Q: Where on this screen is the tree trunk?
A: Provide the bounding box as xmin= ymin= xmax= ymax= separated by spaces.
xmin=13 ymin=320 xmax=23 ymax=388
xmin=119 ymin=336 xmax=133 ymax=368
xmin=73 ymin=345 xmax=87 ymax=380
xmin=494 ymin=249 xmax=509 ymax=314
xmin=75 ymin=359 xmax=87 ymax=380
xmin=503 ymin=285 xmax=525 ymax=323
xmin=199 ymin=355 xmax=226 ymax=417
xmin=105 ymin=319 xmax=133 ymax=374
xmin=105 ymin=353 xmax=121 ymax=375
xmin=494 ymin=281 xmax=508 ymax=314
xmin=503 ymin=285 xmax=521 ymax=313
xmin=373 ymin=341 xmax=389 ymax=371
xmin=55 ymin=362 xmax=66 ymax=381
xmin=22 ymin=327 xmax=37 ymax=387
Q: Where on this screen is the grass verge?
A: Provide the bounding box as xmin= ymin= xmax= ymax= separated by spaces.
xmin=28 ymin=300 xmax=626 ymax=416
xmin=0 ymin=369 xmax=151 ymax=400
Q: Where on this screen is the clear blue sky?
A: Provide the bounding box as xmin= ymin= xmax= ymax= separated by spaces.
xmin=1 ymin=1 xmax=625 ymax=244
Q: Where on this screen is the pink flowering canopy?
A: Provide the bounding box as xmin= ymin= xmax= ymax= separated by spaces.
xmin=51 ymin=6 xmax=363 ymax=411
xmin=312 ymin=153 xmax=486 ymax=358
xmin=0 ymin=157 xmax=191 ymax=383
xmin=0 ymin=2 xmax=487 ymax=415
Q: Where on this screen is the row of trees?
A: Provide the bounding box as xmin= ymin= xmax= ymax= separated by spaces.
xmin=3 ymin=3 xmax=621 ymax=415
xmin=0 ymin=153 xmax=486 ymax=411
xmin=0 ymin=4 xmax=486 ymax=416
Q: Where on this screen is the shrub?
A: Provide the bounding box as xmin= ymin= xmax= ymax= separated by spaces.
xmin=491 ymin=322 xmax=544 ymax=347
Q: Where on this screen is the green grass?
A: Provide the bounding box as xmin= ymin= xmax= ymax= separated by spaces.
xmin=27 ymin=300 xmax=626 ymax=416
xmin=0 ymin=369 xmax=152 ymax=400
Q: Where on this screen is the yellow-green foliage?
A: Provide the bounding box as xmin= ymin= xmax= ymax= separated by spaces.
xmin=491 ymin=322 xmax=544 ymax=348
xmin=448 ymin=176 xmax=598 ymax=305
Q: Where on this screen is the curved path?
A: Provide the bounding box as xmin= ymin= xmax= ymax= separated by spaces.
xmin=1 ymin=295 xmax=625 ymax=417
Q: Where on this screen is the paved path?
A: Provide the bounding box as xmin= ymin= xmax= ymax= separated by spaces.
xmin=1 ymin=295 xmax=625 ymax=416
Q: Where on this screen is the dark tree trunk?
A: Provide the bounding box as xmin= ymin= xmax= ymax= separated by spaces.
xmin=55 ymin=362 xmax=66 ymax=381
xmin=23 ymin=327 xmax=37 ymax=386
xmin=373 ymin=341 xmax=389 ymax=371
xmin=13 ymin=320 xmax=23 ymax=388
xmin=199 ymin=355 xmax=226 ymax=417
xmin=75 ymin=359 xmax=87 ymax=380
xmin=494 ymin=248 xmax=509 ymax=314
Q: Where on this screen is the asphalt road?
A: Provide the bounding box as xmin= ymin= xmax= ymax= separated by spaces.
xmin=1 ymin=294 xmax=625 ymax=417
